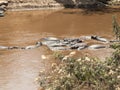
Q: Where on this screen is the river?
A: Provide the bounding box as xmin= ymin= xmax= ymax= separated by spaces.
xmin=0 ymin=8 xmax=120 ymax=90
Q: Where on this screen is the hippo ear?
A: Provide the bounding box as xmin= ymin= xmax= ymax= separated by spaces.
xmin=91 ymin=35 xmax=97 ymax=39
xmin=36 ymin=41 xmax=42 ymax=45
xmin=36 ymin=42 xmax=39 ymax=44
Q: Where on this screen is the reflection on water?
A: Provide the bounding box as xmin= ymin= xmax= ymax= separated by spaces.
xmin=0 ymin=9 xmax=120 ymax=90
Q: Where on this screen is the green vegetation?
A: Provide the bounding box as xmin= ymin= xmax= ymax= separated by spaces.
xmin=112 ymin=16 xmax=120 ymax=41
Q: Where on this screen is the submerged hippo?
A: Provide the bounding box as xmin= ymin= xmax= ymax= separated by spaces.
xmin=88 ymin=44 xmax=107 ymax=49
xmin=22 ymin=41 xmax=42 ymax=50
xmin=62 ymin=38 xmax=83 ymax=47
xmin=42 ymin=37 xmax=59 ymax=41
xmin=47 ymin=42 xmax=66 ymax=47
xmin=41 ymin=37 xmax=61 ymax=46
xmin=48 ymin=46 xmax=69 ymax=51
xmin=110 ymin=40 xmax=120 ymax=43
xmin=8 ymin=46 xmax=20 ymax=49
xmin=41 ymin=40 xmax=60 ymax=46
xmin=79 ymin=36 xmax=92 ymax=40
xmin=69 ymin=43 xmax=87 ymax=50
xmin=0 ymin=9 xmax=4 ymax=17
xmin=91 ymin=36 xmax=109 ymax=43
xmin=0 ymin=0 xmax=9 ymax=6
xmin=63 ymin=38 xmax=82 ymax=44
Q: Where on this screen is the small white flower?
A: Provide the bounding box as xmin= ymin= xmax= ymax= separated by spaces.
xmin=39 ymin=70 xmax=45 ymax=73
xmin=62 ymin=55 xmax=69 ymax=60
xmin=77 ymin=58 xmax=82 ymax=62
xmin=116 ymin=86 xmax=120 ymax=90
xmin=41 ymin=55 xmax=47 ymax=59
xmin=34 ymin=77 xmax=40 ymax=82
xmin=109 ymin=70 xmax=115 ymax=75
xmin=85 ymin=57 xmax=91 ymax=61
xmin=67 ymin=74 xmax=71 ymax=78
xmin=58 ymin=69 xmax=63 ymax=74
xmin=69 ymin=51 xmax=76 ymax=56
xmin=51 ymin=63 xmax=57 ymax=67
xmin=107 ymin=66 xmax=112 ymax=69
xmin=117 ymin=75 xmax=120 ymax=79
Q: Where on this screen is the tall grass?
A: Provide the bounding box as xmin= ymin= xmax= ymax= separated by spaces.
xmin=112 ymin=16 xmax=120 ymax=41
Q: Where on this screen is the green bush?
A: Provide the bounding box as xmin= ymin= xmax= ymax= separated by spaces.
xmin=110 ymin=43 xmax=120 ymax=49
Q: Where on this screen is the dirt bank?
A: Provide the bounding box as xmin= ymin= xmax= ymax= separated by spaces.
xmin=7 ymin=0 xmax=72 ymax=10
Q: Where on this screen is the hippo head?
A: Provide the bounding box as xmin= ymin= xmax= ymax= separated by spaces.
xmin=36 ymin=41 xmax=42 ymax=46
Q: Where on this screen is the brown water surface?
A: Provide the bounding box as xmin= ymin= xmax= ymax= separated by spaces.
xmin=0 ymin=9 xmax=120 ymax=90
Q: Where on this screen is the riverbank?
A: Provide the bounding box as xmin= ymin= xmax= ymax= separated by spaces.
xmin=7 ymin=0 xmax=68 ymax=11
xmin=6 ymin=0 xmax=120 ymax=11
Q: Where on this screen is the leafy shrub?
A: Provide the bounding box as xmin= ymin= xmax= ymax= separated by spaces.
xmin=110 ymin=43 xmax=120 ymax=49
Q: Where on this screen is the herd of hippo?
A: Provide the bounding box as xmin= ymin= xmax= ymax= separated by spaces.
xmin=0 ymin=35 xmax=119 ymax=51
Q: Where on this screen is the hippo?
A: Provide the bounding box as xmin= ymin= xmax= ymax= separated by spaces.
xmin=110 ymin=40 xmax=120 ymax=43
xmin=91 ymin=36 xmax=109 ymax=43
xmin=69 ymin=43 xmax=88 ymax=50
xmin=42 ymin=37 xmax=59 ymax=41
xmin=88 ymin=44 xmax=107 ymax=49
xmin=62 ymin=38 xmax=83 ymax=47
xmin=48 ymin=46 xmax=69 ymax=51
xmin=0 ymin=4 xmax=7 ymax=11
xmin=22 ymin=41 xmax=42 ymax=50
xmin=41 ymin=37 xmax=61 ymax=46
xmin=0 ymin=0 xmax=9 ymax=6
xmin=8 ymin=46 xmax=20 ymax=49
xmin=41 ymin=40 xmax=60 ymax=46
xmin=47 ymin=42 xmax=66 ymax=47
xmin=0 ymin=9 xmax=4 ymax=17
xmin=77 ymin=46 xmax=87 ymax=50
xmin=63 ymin=38 xmax=82 ymax=43
xmin=41 ymin=37 xmax=85 ymax=51
xmin=79 ymin=36 xmax=92 ymax=40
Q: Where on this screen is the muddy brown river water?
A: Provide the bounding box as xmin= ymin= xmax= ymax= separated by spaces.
xmin=0 ymin=9 xmax=120 ymax=90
